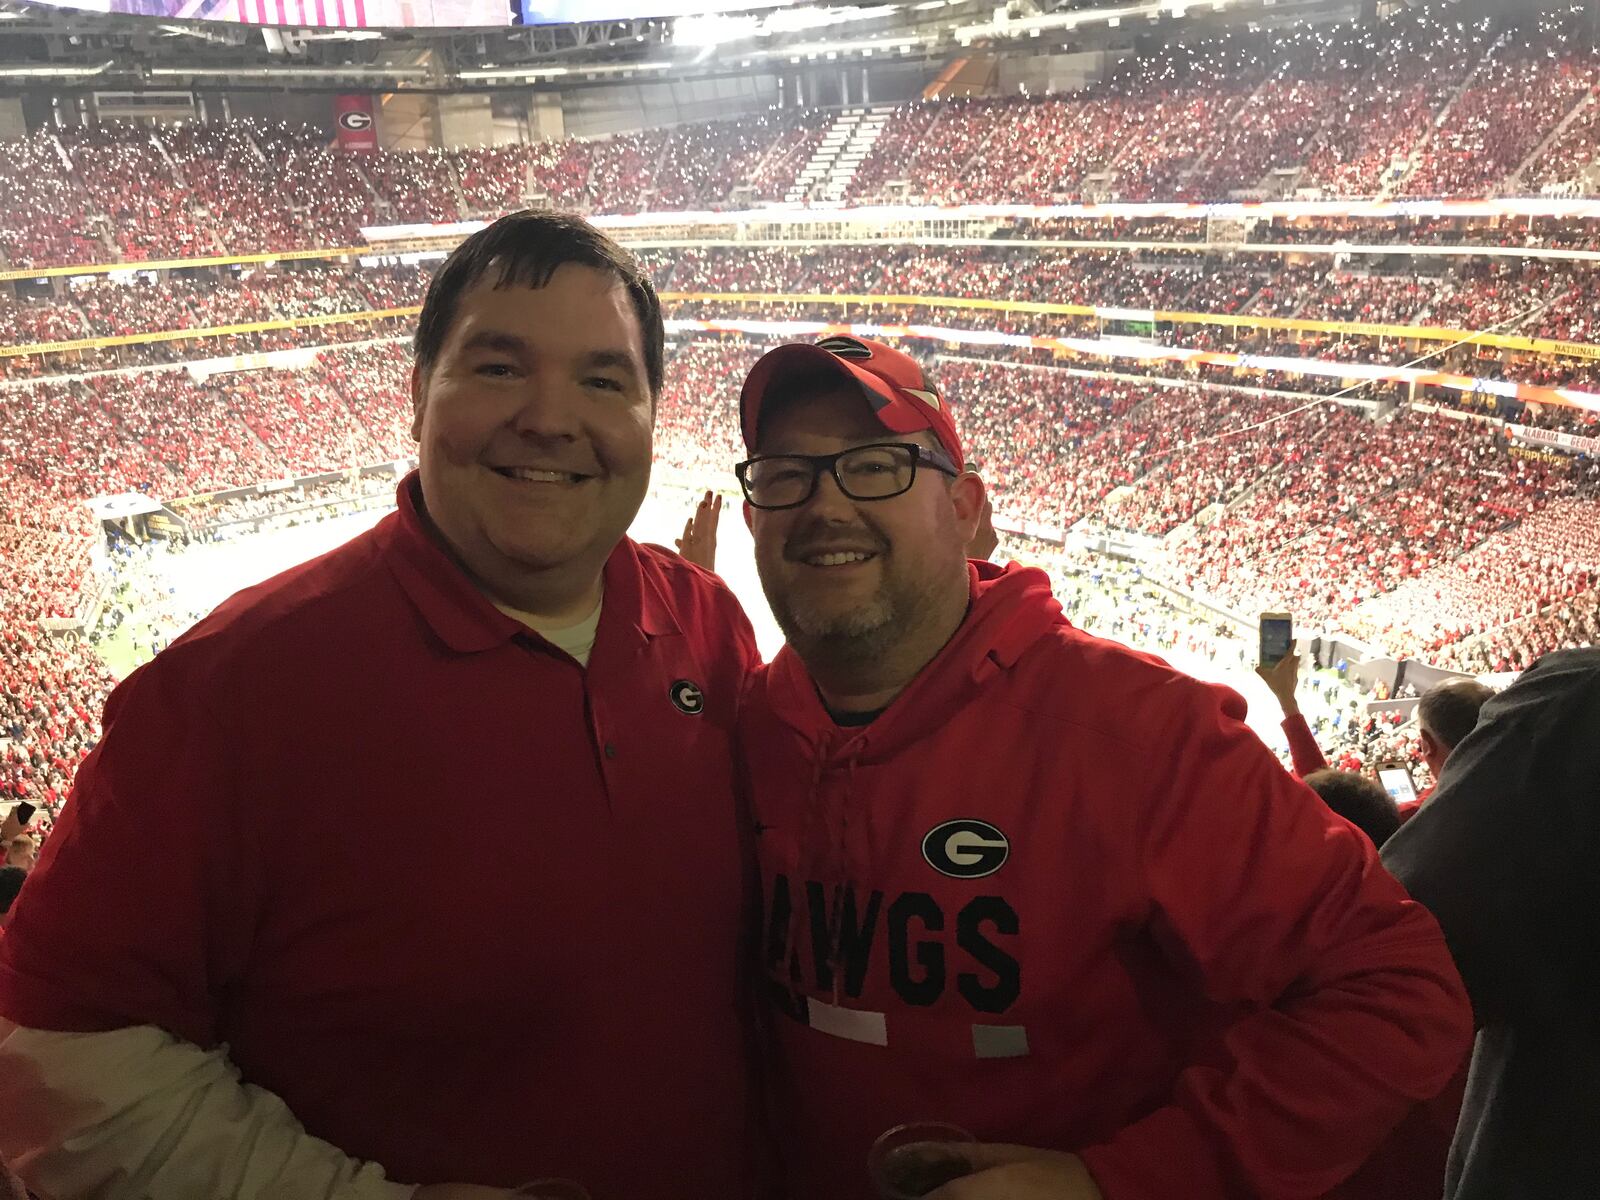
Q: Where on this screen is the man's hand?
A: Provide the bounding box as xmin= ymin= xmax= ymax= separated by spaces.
xmin=966 ymin=495 xmax=998 ymax=562
xmin=675 ymin=490 xmax=722 ymax=573
xmin=928 ymin=1145 xmax=1103 ymax=1200
xmin=1254 ymin=644 xmax=1303 ymax=717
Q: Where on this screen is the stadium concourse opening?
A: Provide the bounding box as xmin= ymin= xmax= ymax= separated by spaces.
xmin=0 ymin=0 xmax=1597 ymax=1194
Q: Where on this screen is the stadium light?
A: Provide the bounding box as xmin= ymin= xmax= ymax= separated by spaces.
xmin=673 ymin=13 xmax=760 ymax=47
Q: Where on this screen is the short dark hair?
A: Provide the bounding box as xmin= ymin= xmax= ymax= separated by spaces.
xmin=413 ymin=209 xmax=664 ymax=396
xmin=1417 ymin=679 xmax=1495 ymax=752
xmin=0 ymin=866 xmax=25 ymax=915
xmin=1302 ymin=769 xmax=1402 ymax=848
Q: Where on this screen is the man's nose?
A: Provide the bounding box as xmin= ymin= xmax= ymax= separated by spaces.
xmin=509 ymin=375 xmax=582 ymax=440
xmin=799 ymin=464 xmax=861 ymax=521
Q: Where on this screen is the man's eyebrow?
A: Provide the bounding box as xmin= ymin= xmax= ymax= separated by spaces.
xmin=579 ymin=349 xmax=644 ymax=376
xmin=458 ymin=330 xmax=529 ymax=356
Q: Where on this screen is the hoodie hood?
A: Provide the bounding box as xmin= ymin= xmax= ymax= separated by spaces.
xmin=759 ymin=559 xmax=1064 ymax=765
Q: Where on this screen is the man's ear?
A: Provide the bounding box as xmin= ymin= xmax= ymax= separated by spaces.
xmin=742 ymin=498 xmax=755 ymax=533
xmin=1418 ymin=728 xmax=1441 ymax=760
xmin=949 ymin=470 xmax=987 ymax=542
xmin=409 ymin=361 xmax=428 ymax=442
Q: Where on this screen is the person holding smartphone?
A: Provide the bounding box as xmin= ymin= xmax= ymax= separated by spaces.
xmin=1257 ymin=651 xmax=1493 ymax=818
xmin=1251 ymin=620 xmax=1340 ymax=781
xmin=0 ymin=805 xmax=38 ymax=875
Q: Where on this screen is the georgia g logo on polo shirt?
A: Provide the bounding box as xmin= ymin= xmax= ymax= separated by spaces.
xmin=669 ymin=679 xmax=705 ymax=715
xmin=922 ymin=818 xmax=1010 ymax=879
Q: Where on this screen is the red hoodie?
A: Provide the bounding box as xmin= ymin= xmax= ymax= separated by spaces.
xmin=741 ymin=562 xmax=1472 ymax=1200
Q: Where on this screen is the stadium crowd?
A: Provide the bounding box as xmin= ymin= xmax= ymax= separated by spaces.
xmin=2 ymin=326 xmax=1591 ymax=809
xmin=1172 ymin=406 xmax=1586 ymax=620
xmin=1346 ymin=495 xmax=1600 ymax=658
xmin=1 ymin=20 xmax=1597 ymax=820
xmin=11 ymin=249 xmax=1600 ymax=409
xmin=0 ymin=10 xmax=1598 ymax=270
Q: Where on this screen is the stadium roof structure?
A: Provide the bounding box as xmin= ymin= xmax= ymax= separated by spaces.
xmin=0 ymin=0 xmax=1382 ymax=93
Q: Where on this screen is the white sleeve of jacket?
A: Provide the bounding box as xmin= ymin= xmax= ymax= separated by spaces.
xmin=0 ymin=1019 xmax=416 ymax=1200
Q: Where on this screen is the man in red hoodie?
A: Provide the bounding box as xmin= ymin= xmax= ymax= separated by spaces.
xmin=734 ymin=335 xmax=1474 ymax=1200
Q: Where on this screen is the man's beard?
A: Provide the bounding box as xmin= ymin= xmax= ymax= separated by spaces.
xmin=768 ymin=579 xmax=900 ymax=662
xmin=762 ymin=548 xmax=961 ymax=669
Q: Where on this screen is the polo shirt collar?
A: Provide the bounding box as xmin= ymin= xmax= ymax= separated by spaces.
xmin=609 ymin=538 xmax=683 ymax=643
xmin=383 ymin=471 xmax=680 ymax=654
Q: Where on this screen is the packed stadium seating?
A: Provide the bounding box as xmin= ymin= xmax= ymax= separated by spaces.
xmin=8 ymin=248 xmax=1598 ymax=413
xmin=1436 ymin=581 xmax=1600 ymax=673
xmin=0 ymin=622 xmax=110 ymax=810
xmin=3 ymin=5 xmax=1600 ymax=806
xmin=1398 ymin=43 xmax=1597 ymax=198
xmin=1172 ymin=405 xmax=1591 ymax=620
xmin=1345 ymin=494 xmax=1600 ymax=659
xmin=2 ymin=314 xmax=1597 ymax=802
xmin=1 ymin=10 xmax=1600 ymax=273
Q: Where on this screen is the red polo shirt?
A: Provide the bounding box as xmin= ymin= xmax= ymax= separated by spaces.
xmin=0 ymin=473 xmax=762 ymax=1198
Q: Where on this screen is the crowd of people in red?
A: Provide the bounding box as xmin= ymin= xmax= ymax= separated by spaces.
xmin=1 ymin=316 xmax=1596 ymax=812
xmin=1172 ymin=406 xmax=1597 ymax=621
xmin=0 ymin=267 xmax=406 ymax=351
xmin=0 ymin=12 xmax=1597 ymax=271
xmin=1 ymin=24 xmax=1597 ymax=814
xmin=8 ymin=249 xmax=1600 ymax=404
xmin=642 ymin=244 xmax=1600 ymax=343
xmin=1346 ymin=495 xmax=1600 ymax=666
xmin=0 ymin=339 xmax=418 ymax=806
xmin=649 ymin=336 xmax=1599 ymax=670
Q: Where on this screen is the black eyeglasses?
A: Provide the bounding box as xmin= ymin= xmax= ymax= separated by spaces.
xmin=735 ymin=441 xmax=961 ymax=511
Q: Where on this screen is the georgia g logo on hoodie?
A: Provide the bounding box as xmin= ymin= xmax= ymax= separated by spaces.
xmin=922 ymin=819 xmax=1009 ymax=879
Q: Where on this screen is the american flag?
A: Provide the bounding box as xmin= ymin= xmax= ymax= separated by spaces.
xmin=182 ymin=0 xmax=373 ymax=25
xmin=232 ymin=0 xmax=368 ymax=24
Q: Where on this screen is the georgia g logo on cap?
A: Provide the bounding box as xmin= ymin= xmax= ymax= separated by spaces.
xmin=338 ymin=110 xmax=373 ymax=132
xmin=815 ymin=335 xmax=875 ymax=360
xmin=922 ymin=818 xmax=1009 ymax=879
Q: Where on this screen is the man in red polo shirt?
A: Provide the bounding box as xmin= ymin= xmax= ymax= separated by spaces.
xmin=733 ymin=336 xmax=1472 ymax=1200
xmin=0 ymin=212 xmax=761 ymax=1199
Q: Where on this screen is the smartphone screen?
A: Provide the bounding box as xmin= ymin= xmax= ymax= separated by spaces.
xmin=1377 ymin=766 xmax=1419 ymax=807
xmin=1259 ymin=613 xmax=1293 ymax=666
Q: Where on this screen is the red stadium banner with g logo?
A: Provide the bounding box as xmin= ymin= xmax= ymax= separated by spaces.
xmin=334 ymin=95 xmax=377 ymax=153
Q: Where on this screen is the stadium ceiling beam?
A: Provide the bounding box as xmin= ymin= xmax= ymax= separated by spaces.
xmin=517 ymin=17 xmax=664 ymax=56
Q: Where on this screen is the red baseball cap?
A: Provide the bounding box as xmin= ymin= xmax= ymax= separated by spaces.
xmin=740 ymin=335 xmax=965 ymax=468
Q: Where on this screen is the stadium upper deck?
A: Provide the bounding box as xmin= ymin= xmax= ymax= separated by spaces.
xmin=4 ymin=9 xmax=1600 ymax=269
